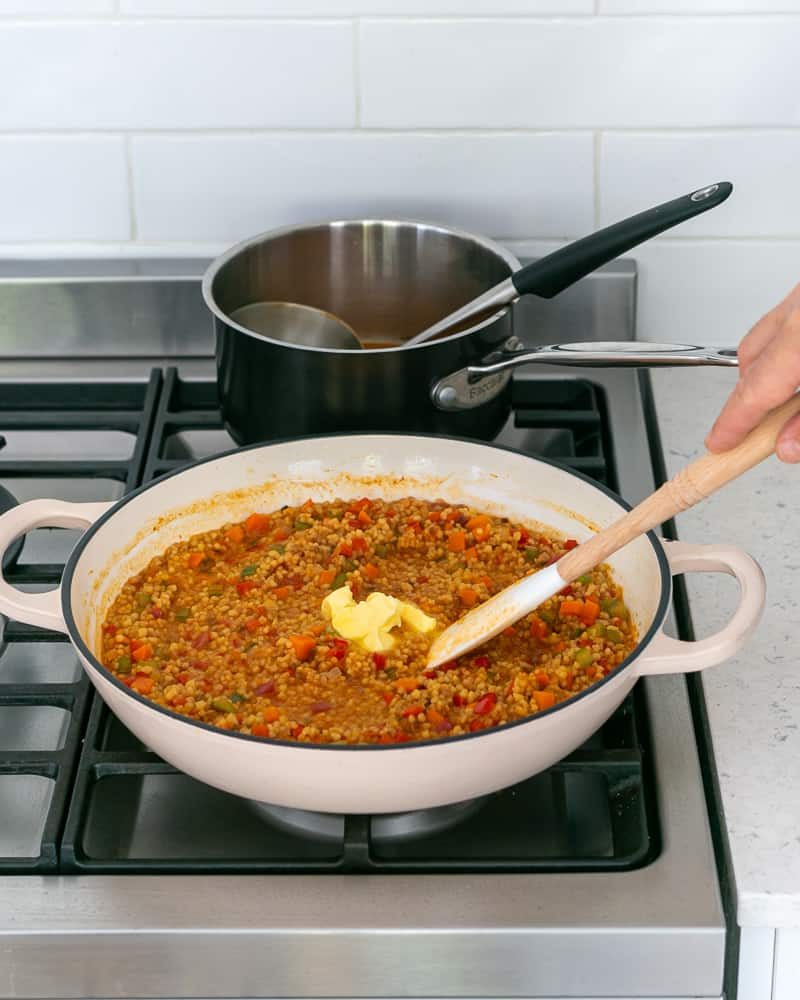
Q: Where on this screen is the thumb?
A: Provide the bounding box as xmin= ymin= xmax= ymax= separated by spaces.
xmin=776 ymin=411 xmax=800 ymax=463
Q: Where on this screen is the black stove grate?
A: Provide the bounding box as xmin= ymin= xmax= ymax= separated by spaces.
xmin=57 ymin=368 xmax=657 ymax=875
xmin=0 ymin=374 xmax=161 ymax=872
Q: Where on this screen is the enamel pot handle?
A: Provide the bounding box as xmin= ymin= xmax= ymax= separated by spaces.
xmin=636 ymin=538 xmax=766 ymax=676
xmin=0 ymin=499 xmax=113 ymax=633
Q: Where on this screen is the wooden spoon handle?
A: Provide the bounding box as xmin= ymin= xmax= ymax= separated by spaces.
xmin=558 ymin=393 xmax=800 ymax=582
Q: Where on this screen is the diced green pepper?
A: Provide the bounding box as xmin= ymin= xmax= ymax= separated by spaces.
xmin=375 ymin=543 xmax=389 ymax=558
xmin=578 ymin=574 xmax=592 ymax=585
xmin=605 ymin=626 xmax=624 ymax=644
xmin=240 ymin=565 xmax=258 ymax=578
xmin=136 ymin=592 xmax=152 ymax=609
xmin=572 ymin=628 xmax=583 ymax=639
xmin=208 ymin=584 xmax=224 ymax=596
xmin=116 ymin=655 xmax=132 ymax=674
xmin=212 ymin=697 xmax=236 ymax=713
xmin=243 ymin=642 xmax=258 ymax=653
xmin=175 ymin=607 xmax=191 ymax=622
xmin=523 ymin=547 xmax=540 ymax=563
xmin=229 ymin=692 xmax=247 ymax=704
xmin=331 ymin=572 xmax=347 ymax=589
xmin=575 ymin=648 xmax=594 ymax=668
xmin=588 ymin=624 xmax=607 ymax=640
xmin=342 ymin=559 xmax=358 ymax=573
xmin=609 ymin=599 xmax=629 ymax=620
xmin=539 ymin=609 xmax=554 ymax=625
xmin=269 ymin=544 xmax=286 ymax=554
xmin=294 ymin=520 xmax=312 ymax=531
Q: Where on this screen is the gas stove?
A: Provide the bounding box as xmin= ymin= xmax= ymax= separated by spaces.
xmin=0 ymin=258 xmax=727 ymax=999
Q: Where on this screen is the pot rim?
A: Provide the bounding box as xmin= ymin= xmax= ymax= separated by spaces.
xmin=61 ymin=432 xmax=671 ymax=753
xmin=201 ymin=218 xmax=522 ymax=355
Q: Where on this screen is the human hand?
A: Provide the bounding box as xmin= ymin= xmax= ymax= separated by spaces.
xmin=705 ymin=283 xmax=800 ymax=462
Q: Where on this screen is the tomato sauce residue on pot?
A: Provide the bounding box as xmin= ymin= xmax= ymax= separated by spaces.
xmin=100 ymin=496 xmax=637 ymax=745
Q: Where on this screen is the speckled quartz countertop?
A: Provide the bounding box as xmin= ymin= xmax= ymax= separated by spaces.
xmin=650 ymin=368 xmax=800 ymax=929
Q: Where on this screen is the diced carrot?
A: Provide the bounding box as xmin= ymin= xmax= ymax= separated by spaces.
xmin=347 ymin=498 xmax=371 ymax=514
xmin=263 ymin=706 xmax=281 ymax=723
xmin=272 ymin=585 xmax=292 ymax=600
xmin=458 ymin=586 xmax=478 ymax=607
xmin=530 ymin=616 xmax=550 ymax=640
xmin=478 ymin=575 xmax=492 ymax=589
xmin=363 ymin=562 xmax=380 ymax=580
xmin=251 ymin=723 xmax=269 ymax=737
xmin=244 ymin=617 xmax=259 ymax=634
xmin=357 ymin=507 xmax=373 ymax=525
xmin=464 ymin=546 xmax=478 ymax=562
xmin=559 ymin=599 xmax=585 ymax=618
xmin=290 ymin=724 xmax=304 ymax=739
xmin=448 ymin=530 xmax=466 ymax=552
xmin=309 ymin=622 xmax=326 ymax=636
xmin=426 ymin=708 xmax=448 ymax=727
xmin=273 ymin=525 xmax=291 ymax=541
xmin=503 ymin=625 xmax=516 ymax=636
xmin=317 ymin=568 xmax=336 ymax=586
xmin=533 ymin=690 xmax=556 ymax=710
xmin=428 ymin=510 xmax=442 ymax=522
xmin=245 ymin=512 xmax=272 ymax=535
xmin=131 ymin=675 xmax=153 ymax=694
xmin=467 ymin=514 xmax=492 ymax=542
xmin=225 ymin=525 xmax=245 ymax=544
xmin=535 ymin=671 xmax=549 ymax=689
xmin=580 ymin=599 xmax=600 ymax=626
xmin=381 ymin=691 xmax=394 ymax=705
xmin=131 ymin=643 xmax=152 ymax=662
xmin=289 ymin=635 xmax=316 ymax=661
xmin=177 ymin=670 xmax=190 ymax=684
xmin=336 ymin=541 xmax=353 ymax=557
xmin=401 ymin=704 xmax=424 ymax=718
xmin=395 ymin=676 xmax=419 ymax=693
xmin=236 ymin=580 xmax=257 ymax=597
xmin=187 ymin=552 xmax=205 ymax=568
xmin=444 ymin=509 xmax=464 ymax=522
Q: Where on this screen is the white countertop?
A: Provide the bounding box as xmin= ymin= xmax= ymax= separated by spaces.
xmin=651 ymin=368 xmax=800 ymax=930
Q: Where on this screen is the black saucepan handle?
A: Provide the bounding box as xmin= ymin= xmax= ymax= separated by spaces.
xmin=513 ymin=181 xmax=732 ymax=299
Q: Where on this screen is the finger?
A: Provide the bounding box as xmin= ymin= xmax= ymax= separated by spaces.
xmin=737 ymin=309 xmax=782 ymax=372
xmin=706 ymin=311 xmax=800 ymax=451
xmin=738 ymin=283 xmax=800 ymax=371
xmin=776 ymin=411 xmax=800 ymax=463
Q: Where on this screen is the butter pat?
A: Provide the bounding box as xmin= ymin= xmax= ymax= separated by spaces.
xmin=321 ymin=585 xmax=436 ymax=653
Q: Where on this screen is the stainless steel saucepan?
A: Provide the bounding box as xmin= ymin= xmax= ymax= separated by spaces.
xmin=203 ymin=183 xmax=737 ymax=444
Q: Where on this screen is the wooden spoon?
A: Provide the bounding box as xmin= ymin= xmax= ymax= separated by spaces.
xmin=426 ymin=393 xmax=800 ymax=669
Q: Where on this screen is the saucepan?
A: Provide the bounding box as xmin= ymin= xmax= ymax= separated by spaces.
xmin=204 ymin=183 xmax=737 ymax=444
xmin=0 ymin=435 xmax=765 ymax=814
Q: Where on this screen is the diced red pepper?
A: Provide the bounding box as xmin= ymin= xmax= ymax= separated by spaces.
xmin=473 ymin=655 xmax=490 ymax=668
xmin=401 ymin=704 xmax=424 ymax=718
xmin=564 ymin=539 xmax=578 ymax=550
xmin=372 ymin=652 xmax=387 ymax=670
xmin=472 ymin=692 xmax=497 ymax=715
xmin=452 ymin=693 xmax=467 ymax=706
xmin=236 ymin=580 xmax=257 ymax=597
xmin=251 ymin=723 xmax=270 ymax=737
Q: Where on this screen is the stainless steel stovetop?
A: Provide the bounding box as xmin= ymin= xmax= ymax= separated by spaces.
xmin=0 ymin=257 xmax=726 ymax=1000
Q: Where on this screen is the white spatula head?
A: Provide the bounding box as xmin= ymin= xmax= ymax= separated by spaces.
xmin=426 ymin=563 xmax=566 ymax=669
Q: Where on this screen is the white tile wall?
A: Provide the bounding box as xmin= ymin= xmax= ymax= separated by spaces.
xmin=0 ymin=21 xmax=354 ymax=129
xmin=132 ymin=132 xmax=593 ymax=243
xmin=1 ymin=3 xmax=799 ymax=348
xmin=599 ymin=132 xmax=800 ymax=236
xmin=0 ymin=136 xmax=128 ymax=241
xmin=122 ymin=1 xmax=593 ymax=12
xmin=360 ymin=17 xmax=800 ymax=128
